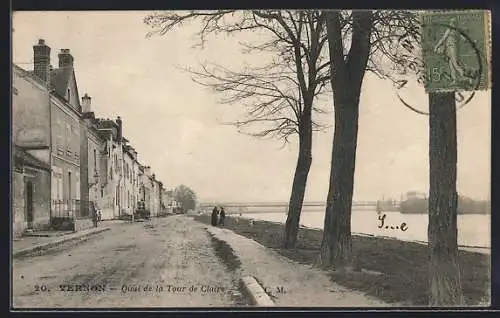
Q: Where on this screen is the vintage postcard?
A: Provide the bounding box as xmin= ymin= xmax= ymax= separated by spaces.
xmin=11 ymin=10 xmax=491 ymax=309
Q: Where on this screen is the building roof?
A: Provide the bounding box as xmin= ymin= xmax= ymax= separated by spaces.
xmin=21 ymin=67 xmax=72 ymax=99
xmin=123 ymin=148 xmax=135 ymax=160
xmin=97 ymin=118 xmax=116 ymax=128
xmin=99 ymin=129 xmax=113 ymax=140
xmin=15 ymin=62 xmax=81 ymax=114
xmin=13 ymin=145 xmax=51 ymax=171
xmin=49 ymin=67 xmax=72 ymax=98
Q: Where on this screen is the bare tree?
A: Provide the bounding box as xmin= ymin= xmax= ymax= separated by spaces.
xmin=326 ymin=9 xmax=473 ymax=303
xmin=393 ymin=15 xmax=481 ymax=305
xmin=317 ymin=10 xmax=420 ymax=269
xmin=144 ymin=10 xmax=331 ymax=248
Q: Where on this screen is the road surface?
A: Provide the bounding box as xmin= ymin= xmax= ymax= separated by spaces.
xmin=12 ymin=216 xmax=244 ymax=308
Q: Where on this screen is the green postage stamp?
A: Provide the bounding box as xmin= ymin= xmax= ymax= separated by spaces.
xmin=421 ymin=10 xmax=491 ymax=93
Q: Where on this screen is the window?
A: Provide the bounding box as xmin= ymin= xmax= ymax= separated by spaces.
xmin=58 ymin=171 xmax=63 ymax=201
xmin=51 ymin=170 xmax=58 ymax=203
xmin=66 ymin=124 xmax=71 ymax=157
xmin=56 ymin=135 xmax=64 ymax=153
xmin=52 ymin=167 xmax=64 ymax=202
xmin=115 ymin=187 xmax=119 ymax=206
xmin=75 ymin=172 xmax=80 ymax=200
xmin=68 ymin=171 xmax=72 ymax=202
xmin=93 ymin=149 xmax=97 ymax=170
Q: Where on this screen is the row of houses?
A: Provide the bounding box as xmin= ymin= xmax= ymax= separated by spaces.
xmin=12 ymin=39 xmax=174 ymax=237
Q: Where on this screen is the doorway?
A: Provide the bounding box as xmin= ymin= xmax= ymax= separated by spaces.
xmin=25 ymin=180 xmax=34 ymax=229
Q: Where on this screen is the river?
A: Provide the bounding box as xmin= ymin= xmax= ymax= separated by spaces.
xmin=220 ymin=205 xmax=490 ymax=249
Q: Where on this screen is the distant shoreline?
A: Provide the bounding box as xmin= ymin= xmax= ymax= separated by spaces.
xmin=198 ymin=203 xmax=490 ymax=215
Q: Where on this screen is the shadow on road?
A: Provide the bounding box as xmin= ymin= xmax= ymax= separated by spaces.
xmin=207 ymin=230 xmax=251 ymax=306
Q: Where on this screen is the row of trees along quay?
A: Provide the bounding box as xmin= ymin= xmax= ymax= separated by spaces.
xmin=144 ymin=10 xmax=489 ymax=306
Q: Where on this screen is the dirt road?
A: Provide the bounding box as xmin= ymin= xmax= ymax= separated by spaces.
xmin=12 ymin=216 xmax=243 ymax=308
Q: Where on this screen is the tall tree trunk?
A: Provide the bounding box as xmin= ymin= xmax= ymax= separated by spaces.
xmin=318 ymin=92 xmax=359 ymax=268
xmin=428 ymin=91 xmax=463 ymax=306
xmin=283 ymin=110 xmax=313 ymax=248
xmin=317 ymin=10 xmax=373 ymax=269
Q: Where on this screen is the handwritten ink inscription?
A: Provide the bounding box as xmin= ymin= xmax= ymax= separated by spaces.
xmin=377 ymin=214 xmax=408 ymax=231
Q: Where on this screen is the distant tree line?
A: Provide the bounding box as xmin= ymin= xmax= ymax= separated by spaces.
xmin=400 ymin=195 xmax=490 ymax=214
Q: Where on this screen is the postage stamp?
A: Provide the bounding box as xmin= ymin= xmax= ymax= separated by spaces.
xmin=421 ymin=10 xmax=491 ymax=93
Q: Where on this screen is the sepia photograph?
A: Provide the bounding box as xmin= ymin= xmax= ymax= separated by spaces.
xmin=11 ymin=9 xmax=491 ymax=309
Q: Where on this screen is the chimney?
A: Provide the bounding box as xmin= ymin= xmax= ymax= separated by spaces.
xmin=58 ymin=49 xmax=74 ymax=68
xmin=116 ymin=116 xmax=123 ymax=141
xmin=33 ymin=39 xmax=51 ymax=83
xmin=81 ymin=93 xmax=91 ymax=113
xmin=145 ymin=166 xmax=151 ymax=176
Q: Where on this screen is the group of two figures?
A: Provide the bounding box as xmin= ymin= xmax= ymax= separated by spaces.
xmin=211 ymin=206 xmax=226 ymax=226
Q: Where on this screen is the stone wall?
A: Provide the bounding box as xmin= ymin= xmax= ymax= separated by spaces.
xmin=12 ymin=171 xmax=25 ymax=237
xmin=24 ymin=166 xmax=51 ymax=231
xmin=12 ymin=68 xmax=51 ymax=148
xmin=13 ymin=167 xmax=51 ymax=236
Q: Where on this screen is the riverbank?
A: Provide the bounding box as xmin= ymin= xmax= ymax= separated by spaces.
xmin=193 ymin=214 xmax=490 ymax=306
xmin=230 ymin=210 xmax=490 ymax=249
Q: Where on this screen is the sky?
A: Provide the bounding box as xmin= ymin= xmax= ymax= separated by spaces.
xmin=12 ymin=11 xmax=491 ymax=203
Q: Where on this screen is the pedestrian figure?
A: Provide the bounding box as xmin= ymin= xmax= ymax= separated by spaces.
xmin=211 ymin=206 xmax=219 ymax=226
xmin=95 ymin=201 xmax=102 ymax=222
xmin=219 ymin=207 xmax=226 ymax=226
xmin=90 ymin=201 xmax=98 ymax=228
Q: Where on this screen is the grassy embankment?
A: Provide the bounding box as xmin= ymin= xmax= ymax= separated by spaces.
xmin=193 ymin=214 xmax=490 ymax=306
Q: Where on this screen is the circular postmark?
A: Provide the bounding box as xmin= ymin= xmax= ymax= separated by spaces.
xmin=393 ymin=19 xmax=485 ymax=115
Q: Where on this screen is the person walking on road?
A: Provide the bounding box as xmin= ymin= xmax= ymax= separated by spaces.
xmin=219 ymin=207 xmax=226 ymax=226
xmin=211 ymin=206 xmax=219 ymax=226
